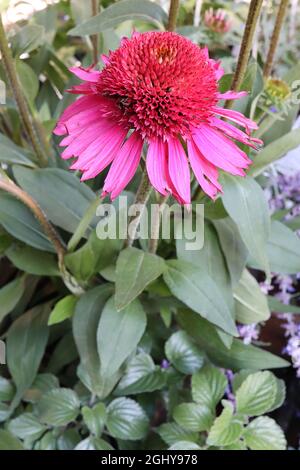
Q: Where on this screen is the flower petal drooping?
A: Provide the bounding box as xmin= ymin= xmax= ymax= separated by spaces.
xmin=54 ymin=31 xmax=261 ymax=203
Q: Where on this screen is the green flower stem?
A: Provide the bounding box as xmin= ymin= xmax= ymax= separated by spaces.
xmin=0 ymin=14 xmax=48 ymax=167
xmin=263 ymin=0 xmax=289 ymax=78
xmin=91 ymin=0 xmax=99 ymax=63
xmin=68 ymin=197 xmax=102 ymax=252
xmin=230 ymin=0 xmax=263 ymax=93
xmin=167 ymin=0 xmax=180 ymax=32
xmin=125 ymin=170 xmax=153 ymax=247
xmin=148 ymin=195 xmax=169 ymax=254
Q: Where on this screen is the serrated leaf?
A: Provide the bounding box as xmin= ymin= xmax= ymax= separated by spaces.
xmin=0 ymin=376 xmax=14 ymax=401
xmin=173 ymin=403 xmax=213 ymax=432
xmin=115 ymin=247 xmax=165 ymax=310
xmin=165 ymin=331 xmax=204 ymax=374
xmin=163 ymin=260 xmax=237 ymax=336
xmin=82 ymin=403 xmax=106 ymax=437
xmin=169 ymin=441 xmax=202 ymax=450
xmin=106 ymin=398 xmax=149 ymax=440
xmin=221 ymin=175 xmax=270 ymax=274
xmin=115 ymin=353 xmax=165 ymax=395
xmin=23 ymin=373 xmax=59 ymax=403
xmin=192 ymin=365 xmax=227 ymax=409
xmin=37 ymin=388 xmax=80 ymax=426
xmin=156 ymin=423 xmax=198 ymax=446
xmin=236 ymin=371 xmax=277 ymax=416
xmin=234 ymin=269 xmax=270 ymax=324
xmin=0 ymin=430 xmax=24 ymax=450
xmin=8 ymin=413 xmax=46 ymax=441
xmin=97 ymin=296 xmax=147 ymax=377
xmin=48 ymin=295 xmax=77 ymax=326
xmin=244 ymin=417 xmax=286 ymax=450
xmin=68 ymin=0 xmax=167 ymax=36
xmin=207 ymin=401 xmax=244 ymax=447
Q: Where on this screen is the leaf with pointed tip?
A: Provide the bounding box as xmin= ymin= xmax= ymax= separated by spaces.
xmin=115 ymin=247 xmax=165 ymax=310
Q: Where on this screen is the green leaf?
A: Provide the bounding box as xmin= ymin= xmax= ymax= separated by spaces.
xmin=72 ymin=285 xmax=115 ymax=397
xmin=235 ymin=371 xmax=277 ymax=416
xmin=169 ymin=441 xmax=202 ymax=450
xmin=13 ymin=167 xmax=96 ymax=234
xmin=97 ymin=297 xmax=147 ymax=377
xmin=173 ymin=403 xmax=213 ymax=432
xmin=249 ymin=129 xmax=300 ymax=177
xmin=163 ymin=259 xmax=237 ymax=336
xmin=176 ymin=221 xmax=234 ymax=316
xmin=0 ymin=193 xmax=54 ymax=252
xmin=178 ymin=309 xmax=289 ymax=371
xmin=115 ymin=353 xmax=166 ymax=395
xmin=214 ymin=218 xmax=248 ymax=286
xmin=106 ymin=397 xmax=149 ymax=440
xmin=0 ymin=376 xmax=14 ymax=401
xmin=23 ymin=373 xmax=59 ymax=403
xmin=37 ymin=388 xmax=80 ymax=426
xmin=207 ymin=401 xmax=244 ymax=447
xmin=165 ymin=331 xmax=204 ymax=374
xmin=7 ymin=304 xmax=50 ymax=407
xmin=65 ymin=232 xmax=120 ymax=282
xmin=115 ymin=247 xmax=165 ymax=310
xmin=8 ymin=413 xmax=46 ymax=441
xmin=6 ymin=244 xmax=59 ymax=276
xmin=16 ymin=60 xmax=39 ymax=104
xmin=221 ymin=175 xmax=270 ymax=274
xmin=0 ymin=430 xmax=24 ymax=450
xmin=82 ymin=403 xmax=106 ymax=437
xmin=0 ymin=275 xmax=26 ymax=324
xmin=266 ymin=221 xmax=300 ymax=274
xmin=68 ymin=0 xmax=167 ymax=36
xmin=0 ymin=134 xmax=35 ymax=167
xmin=244 ymin=417 xmax=286 ymax=450
xmin=11 ymin=24 xmax=44 ymax=55
xmin=192 ymin=365 xmax=227 ymax=410
xmin=234 ymin=269 xmax=270 ymax=324
xmin=157 ymin=423 xmax=198 ymax=446
xmin=268 ymin=296 xmax=300 ymax=314
xmin=48 ymin=295 xmax=77 ymax=326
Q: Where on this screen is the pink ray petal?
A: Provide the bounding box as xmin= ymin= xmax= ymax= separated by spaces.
xmin=102 ymin=132 xmax=143 ymax=200
xmin=146 ymin=138 xmax=170 ymax=196
xmin=70 ymin=66 xmax=101 ymax=82
xmin=167 ymin=138 xmax=191 ymax=205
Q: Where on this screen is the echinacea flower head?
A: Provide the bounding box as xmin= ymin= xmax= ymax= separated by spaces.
xmin=54 ymin=31 xmax=262 ymax=204
xmin=204 ymin=8 xmax=232 ymax=34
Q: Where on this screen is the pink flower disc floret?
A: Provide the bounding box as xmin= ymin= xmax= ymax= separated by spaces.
xmin=54 ymin=31 xmax=262 ymax=204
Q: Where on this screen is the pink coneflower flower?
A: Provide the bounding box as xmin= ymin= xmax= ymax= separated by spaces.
xmin=54 ymin=31 xmax=261 ymax=204
xmin=204 ymin=8 xmax=232 ymax=35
